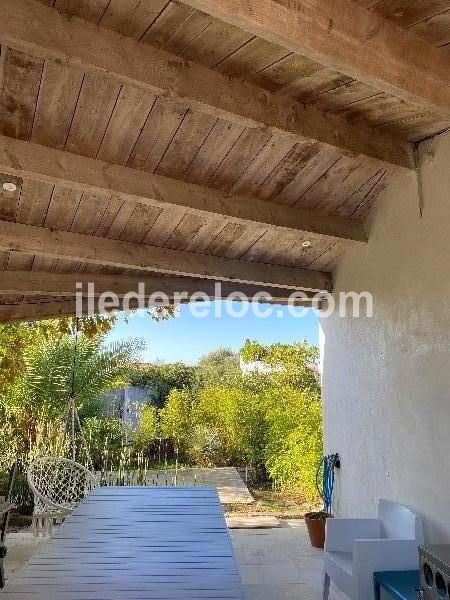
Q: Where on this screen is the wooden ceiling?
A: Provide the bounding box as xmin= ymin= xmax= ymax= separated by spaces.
xmin=0 ymin=0 xmax=448 ymax=320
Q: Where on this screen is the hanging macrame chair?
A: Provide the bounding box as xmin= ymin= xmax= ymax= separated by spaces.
xmin=27 ymin=318 xmax=97 ymax=536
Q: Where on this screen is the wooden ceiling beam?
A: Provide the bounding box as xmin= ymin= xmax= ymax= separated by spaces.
xmin=0 ymin=271 xmax=316 ymax=303
xmin=0 ymin=135 xmax=366 ymax=244
xmin=0 ymin=293 xmax=319 ymax=323
xmin=182 ymin=0 xmax=450 ymax=120
xmin=0 ymin=220 xmax=332 ymax=292
xmin=0 ymin=0 xmax=413 ymax=169
xmin=0 ymin=301 xmax=85 ymax=323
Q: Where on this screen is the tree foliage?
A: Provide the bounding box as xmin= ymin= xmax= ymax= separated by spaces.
xmin=130 ymin=362 xmax=195 ymax=408
xmin=0 ymin=320 xmax=142 ymax=469
xmin=0 ymin=316 xmax=116 ymax=395
xmin=194 ymin=347 xmax=241 ymax=389
xmin=240 ymin=339 xmax=320 ymax=391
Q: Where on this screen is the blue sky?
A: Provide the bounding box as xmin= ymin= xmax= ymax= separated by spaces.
xmin=105 ymin=302 xmax=319 ymax=364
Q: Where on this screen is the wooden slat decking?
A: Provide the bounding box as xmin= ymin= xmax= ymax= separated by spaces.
xmin=2 ymin=486 xmax=245 ymax=599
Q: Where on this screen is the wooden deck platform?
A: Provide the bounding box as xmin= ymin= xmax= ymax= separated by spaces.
xmin=2 ymin=486 xmax=245 ymax=599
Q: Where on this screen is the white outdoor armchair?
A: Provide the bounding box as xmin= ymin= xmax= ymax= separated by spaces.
xmin=323 ymin=499 xmax=423 ymax=600
xmin=27 ymin=457 xmax=97 ymax=536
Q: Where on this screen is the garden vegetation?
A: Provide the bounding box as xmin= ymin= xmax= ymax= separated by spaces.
xmin=0 ymin=316 xmax=322 ymax=506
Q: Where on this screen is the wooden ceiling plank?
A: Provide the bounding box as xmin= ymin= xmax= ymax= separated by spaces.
xmin=7 ymin=251 xmax=34 ymax=271
xmin=16 ymin=179 xmax=54 ymax=226
xmin=64 ymin=75 xmax=122 ymax=158
xmin=310 ymin=81 xmax=380 ymax=113
xmin=119 ymin=204 xmax=162 ymax=244
xmin=209 ymin=128 xmax=271 ymax=192
xmin=70 ymin=191 xmax=111 ymax=235
xmin=43 ymin=186 xmax=83 ymax=230
xmin=231 ymin=136 xmax=295 ymax=196
xmin=0 ymin=48 xmax=43 ymax=141
xmin=184 ymin=119 xmax=245 ymax=185
xmin=0 ymin=219 xmax=332 ymax=291
xmin=31 ymin=255 xmax=58 ymax=272
xmin=295 ymin=238 xmax=336 ymax=270
xmin=163 ymin=9 xmax=214 ymax=56
xmin=95 ymin=196 xmax=128 ymax=238
xmin=214 ymin=37 xmax=289 ymax=80
xmin=206 ymin=222 xmax=256 ymax=258
xmin=242 ymin=228 xmax=294 ymax=264
xmin=0 ymin=0 xmax=413 ymax=169
xmin=128 ymin=98 xmax=188 ymax=172
xmin=245 ymin=54 xmax=323 ymax=93
xmin=155 ymin=109 xmax=217 ymax=179
xmin=99 ymin=0 xmax=169 ymax=39
xmin=0 ymin=186 xmax=20 ymax=223
xmin=96 ymin=86 xmax=156 ymax=165
xmin=102 ymin=200 xmax=137 ymax=240
xmin=54 ymin=0 xmax=110 ymax=25
xmin=274 ymin=148 xmax=342 ymax=207
xmin=163 ymin=212 xmax=208 ymax=251
xmin=366 ymin=0 xmax=450 ymax=29
xmin=280 ymin=70 xmax=354 ymax=104
xmin=180 ymin=19 xmax=252 ymax=68
xmin=223 ymin=224 xmax=268 ymax=260
xmin=181 ymin=0 xmax=450 ymax=120
xmin=409 ymin=10 xmax=450 ymax=47
xmin=143 ymin=206 xmax=186 ymax=247
xmin=332 ymin=169 xmax=387 ymax=217
xmin=257 ymin=142 xmax=321 ymax=202
xmin=297 ymin=156 xmax=363 ymax=211
xmin=31 ymin=60 xmax=84 ymax=150
xmin=0 ymin=134 xmax=368 ymax=243
xmin=140 ymin=1 xmax=193 ymax=47
xmin=350 ymin=173 xmax=389 ymax=220
xmin=184 ymin=217 xmax=228 ymax=254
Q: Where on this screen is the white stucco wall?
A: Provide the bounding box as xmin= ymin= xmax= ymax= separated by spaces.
xmin=320 ymin=131 xmax=450 ymax=543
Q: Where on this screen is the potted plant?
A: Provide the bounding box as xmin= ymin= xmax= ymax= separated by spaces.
xmin=305 ymin=453 xmax=340 ymax=548
xmin=304 ymin=509 xmax=333 ymax=549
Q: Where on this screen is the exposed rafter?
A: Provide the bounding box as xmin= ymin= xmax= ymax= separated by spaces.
xmin=0 ymin=0 xmax=413 ymax=169
xmin=0 ymin=135 xmax=367 ymax=244
xmin=182 ymin=0 xmax=450 ymax=119
xmin=0 ymin=292 xmax=320 ymax=323
xmin=0 ymin=221 xmax=332 ymax=292
xmin=0 ymin=271 xmax=316 ymax=303
xmin=0 ymin=301 xmax=84 ymax=323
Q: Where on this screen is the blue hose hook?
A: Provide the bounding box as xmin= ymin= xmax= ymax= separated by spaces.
xmin=316 ymin=453 xmax=340 ymax=514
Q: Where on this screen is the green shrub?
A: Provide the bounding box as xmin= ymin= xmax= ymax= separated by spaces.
xmin=160 ymin=389 xmax=193 ymax=456
xmin=192 ymin=387 xmax=264 ymax=466
xmin=189 ymin=425 xmax=222 ymax=466
xmin=264 ymin=387 xmax=323 ymax=500
xmin=84 ymin=417 xmax=127 ymax=469
xmin=133 ymin=405 xmax=159 ymax=451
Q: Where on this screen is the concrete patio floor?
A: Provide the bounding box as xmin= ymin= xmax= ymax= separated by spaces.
xmin=230 ymin=520 xmax=347 ymax=600
xmin=4 ymin=521 xmax=347 ymax=599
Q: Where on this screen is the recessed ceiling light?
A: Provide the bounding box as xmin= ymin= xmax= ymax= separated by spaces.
xmin=2 ymin=182 xmax=17 ymax=193
xmin=302 ymin=240 xmax=312 ymax=249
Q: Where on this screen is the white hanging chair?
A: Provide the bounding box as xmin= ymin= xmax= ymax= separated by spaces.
xmin=27 ymin=456 xmax=97 ymax=536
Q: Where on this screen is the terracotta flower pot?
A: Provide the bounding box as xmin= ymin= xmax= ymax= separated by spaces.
xmin=304 ymin=512 xmax=333 ymax=549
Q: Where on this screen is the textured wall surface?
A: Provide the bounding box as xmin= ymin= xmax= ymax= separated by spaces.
xmin=320 ymin=132 xmax=450 ymax=543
